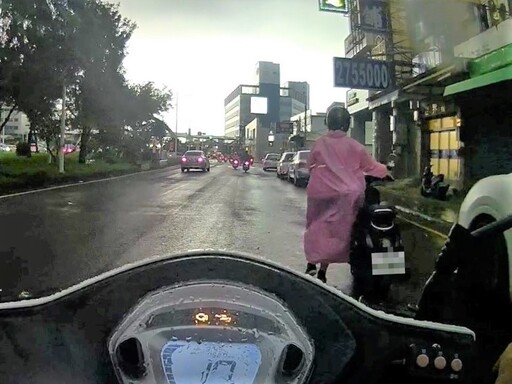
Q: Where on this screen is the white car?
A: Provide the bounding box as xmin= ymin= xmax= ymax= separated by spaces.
xmin=276 ymin=152 xmax=296 ymax=179
xmin=0 ymin=143 xmax=11 ymax=152
xmin=262 ymin=153 xmax=280 ymax=171
xmin=457 ymin=173 xmax=512 ymax=303
xmin=288 ymin=150 xmax=310 ymax=187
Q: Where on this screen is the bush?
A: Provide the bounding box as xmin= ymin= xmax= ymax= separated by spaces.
xmin=16 ymin=142 xmax=31 ymax=157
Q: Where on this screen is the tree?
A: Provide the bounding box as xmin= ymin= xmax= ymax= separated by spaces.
xmin=0 ymin=0 xmax=79 ymax=144
xmin=67 ymin=0 xmax=136 ymax=163
xmin=0 ymin=0 xmax=171 ymax=166
xmin=118 ymin=82 xmax=172 ymax=163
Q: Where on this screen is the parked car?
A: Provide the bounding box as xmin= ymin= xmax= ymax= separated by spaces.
xmin=288 ymin=150 xmax=310 ymax=187
xmin=0 ymin=143 xmax=12 ymax=152
xmin=262 ymin=153 xmax=280 ymax=171
xmin=181 ymin=150 xmax=210 ymax=172
xmin=276 ymin=152 xmax=296 ymax=179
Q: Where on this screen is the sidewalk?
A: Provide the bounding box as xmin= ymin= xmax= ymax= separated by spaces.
xmin=377 ymin=179 xmax=463 ymax=236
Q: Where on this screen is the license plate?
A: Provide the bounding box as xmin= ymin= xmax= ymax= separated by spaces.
xmin=371 ymin=251 xmax=406 ymax=276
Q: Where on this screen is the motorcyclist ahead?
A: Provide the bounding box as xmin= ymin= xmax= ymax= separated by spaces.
xmin=304 ymin=105 xmax=392 ymax=283
xmin=241 ymin=150 xmax=251 ymax=164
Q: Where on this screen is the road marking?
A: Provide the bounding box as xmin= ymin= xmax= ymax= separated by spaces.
xmin=398 ymin=215 xmax=449 ymax=240
xmin=161 ymin=183 xmax=189 ymax=196
xmin=0 ymin=165 xmax=181 ymax=200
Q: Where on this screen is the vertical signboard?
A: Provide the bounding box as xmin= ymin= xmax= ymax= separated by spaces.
xmin=356 ymin=0 xmax=390 ymax=34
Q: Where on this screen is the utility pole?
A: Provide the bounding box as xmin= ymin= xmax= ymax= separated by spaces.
xmin=59 ymin=80 xmax=66 ymax=174
xmin=303 ymin=90 xmax=308 ymax=149
xmin=174 ymin=92 xmax=179 ymax=155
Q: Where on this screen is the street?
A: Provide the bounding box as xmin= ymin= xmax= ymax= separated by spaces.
xmin=0 ymin=162 xmax=446 ymax=309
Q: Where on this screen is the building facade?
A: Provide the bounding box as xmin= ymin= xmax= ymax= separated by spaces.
xmin=224 ymin=61 xmax=309 ymax=159
xmin=398 ymin=0 xmax=512 ymax=189
xmin=342 ymin=0 xmax=512 ymax=187
xmin=224 ymin=85 xmax=258 ymax=139
xmin=0 ymin=107 xmax=30 ymax=142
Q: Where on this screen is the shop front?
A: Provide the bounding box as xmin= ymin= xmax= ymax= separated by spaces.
xmin=423 ymin=108 xmax=461 ymax=185
xmin=444 ymin=43 xmax=512 ymax=187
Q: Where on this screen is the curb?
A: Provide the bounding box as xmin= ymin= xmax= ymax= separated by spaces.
xmin=394 ymin=205 xmax=451 ymax=225
xmin=394 ymin=206 xmax=451 ymax=240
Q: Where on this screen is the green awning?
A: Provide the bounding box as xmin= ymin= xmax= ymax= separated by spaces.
xmin=444 ymin=64 xmax=512 ymax=96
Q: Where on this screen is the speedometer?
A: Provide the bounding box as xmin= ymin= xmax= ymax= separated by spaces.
xmin=161 ymin=341 xmax=261 ymax=384
xmin=108 ymin=281 xmax=314 ymax=384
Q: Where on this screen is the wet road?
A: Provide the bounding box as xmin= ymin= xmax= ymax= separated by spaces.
xmin=0 ymin=162 xmax=446 ymax=307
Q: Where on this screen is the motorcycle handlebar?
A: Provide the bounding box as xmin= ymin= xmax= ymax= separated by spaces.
xmin=365 ymin=175 xmax=394 ymax=184
xmin=470 ymin=214 xmax=512 ymax=239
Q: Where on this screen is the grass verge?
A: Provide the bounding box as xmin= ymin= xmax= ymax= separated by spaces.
xmin=0 ymin=153 xmax=179 ymax=195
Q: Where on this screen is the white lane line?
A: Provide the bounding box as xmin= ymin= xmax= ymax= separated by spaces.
xmin=0 ymin=165 xmax=181 ymax=200
xmin=161 ymin=183 xmax=189 ymax=196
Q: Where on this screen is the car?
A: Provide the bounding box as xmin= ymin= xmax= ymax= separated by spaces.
xmin=262 ymin=153 xmax=280 ymax=171
xmin=0 ymin=143 xmax=12 ymax=152
xmin=457 ymin=173 xmax=512 ymax=306
xmin=288 ymin=150 xmax=310 ymax=187
xmin=181 ymin=150 xmax=210 ymax=172
xmin=276 ymin=152 xmax=296 ymax=179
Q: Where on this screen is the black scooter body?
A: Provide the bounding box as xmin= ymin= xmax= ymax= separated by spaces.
xmin=349 ymin=176 xmax=407 ymax=301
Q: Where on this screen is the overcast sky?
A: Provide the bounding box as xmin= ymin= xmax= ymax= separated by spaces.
xmin=117 ymin=0 xmax=350 ymax=136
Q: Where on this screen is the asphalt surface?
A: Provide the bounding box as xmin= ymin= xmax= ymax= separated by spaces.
xmin=0 ymin=161 xmax=447 ymax=308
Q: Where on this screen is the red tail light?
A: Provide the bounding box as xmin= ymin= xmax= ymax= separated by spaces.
xmin=234 ymin=160 xmax=239 ymax=165
xmin=198 ymin=157 xmax=204 ymax=162
xmin=244 ymin=161 xmax=249 ymax=165
xmin=181 ymin=157 xmax=187 ymax=162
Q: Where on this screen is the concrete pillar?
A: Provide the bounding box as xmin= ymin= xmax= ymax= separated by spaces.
xmin=372 ymin=109 xmax=392 ymax=163
xmin=350 ymin=114 xmax=365 ymax=145
xmin=409 ymin=120 xmax=422 ymax=178
xmin=391 ymin=107 xmax=414 ymax=178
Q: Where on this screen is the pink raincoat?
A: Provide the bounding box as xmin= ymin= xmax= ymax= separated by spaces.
xmin=304 ymin=131 xmax=388 ymax=264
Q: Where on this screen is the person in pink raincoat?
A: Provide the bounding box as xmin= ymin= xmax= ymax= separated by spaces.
xmin=304 ymin=105 xmax=391 ymax=283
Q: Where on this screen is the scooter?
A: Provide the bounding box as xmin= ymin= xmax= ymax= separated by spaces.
xmin=232 ymin=159 xmax=239 ymax=169
xmin=421 ymin=164 xmax=450 ymax=200
xmin=349 ymin=174 xmax=407 ymax=302
xmin=242 ymin=160 xmax=250 ymax=173
xmin=0 ymin=249 xmax=477 ymax=383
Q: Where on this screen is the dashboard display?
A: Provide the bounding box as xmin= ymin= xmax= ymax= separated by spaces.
xmin=161 ymin=340 xmax=261 ymax=384
xmin=147 ymin=307 xmax=281 ymax=334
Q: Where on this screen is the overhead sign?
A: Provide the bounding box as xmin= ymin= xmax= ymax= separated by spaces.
xmin=318 ymin=0 xmax=349 ymax=14
xmin=333 ymin=57 xmax=393 ymax=90
xmin=276 ymin=122 xmax=294 ymax=134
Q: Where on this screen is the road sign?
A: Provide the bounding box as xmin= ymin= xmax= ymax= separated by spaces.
xmin=276 ymin=122 xmax=294 ymax=134
xmin=333 ymin=57 xmax=393 ymax=90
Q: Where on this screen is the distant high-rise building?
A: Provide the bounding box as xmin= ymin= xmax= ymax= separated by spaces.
xmin=224 ymin=61 xmax=309 ymax=158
